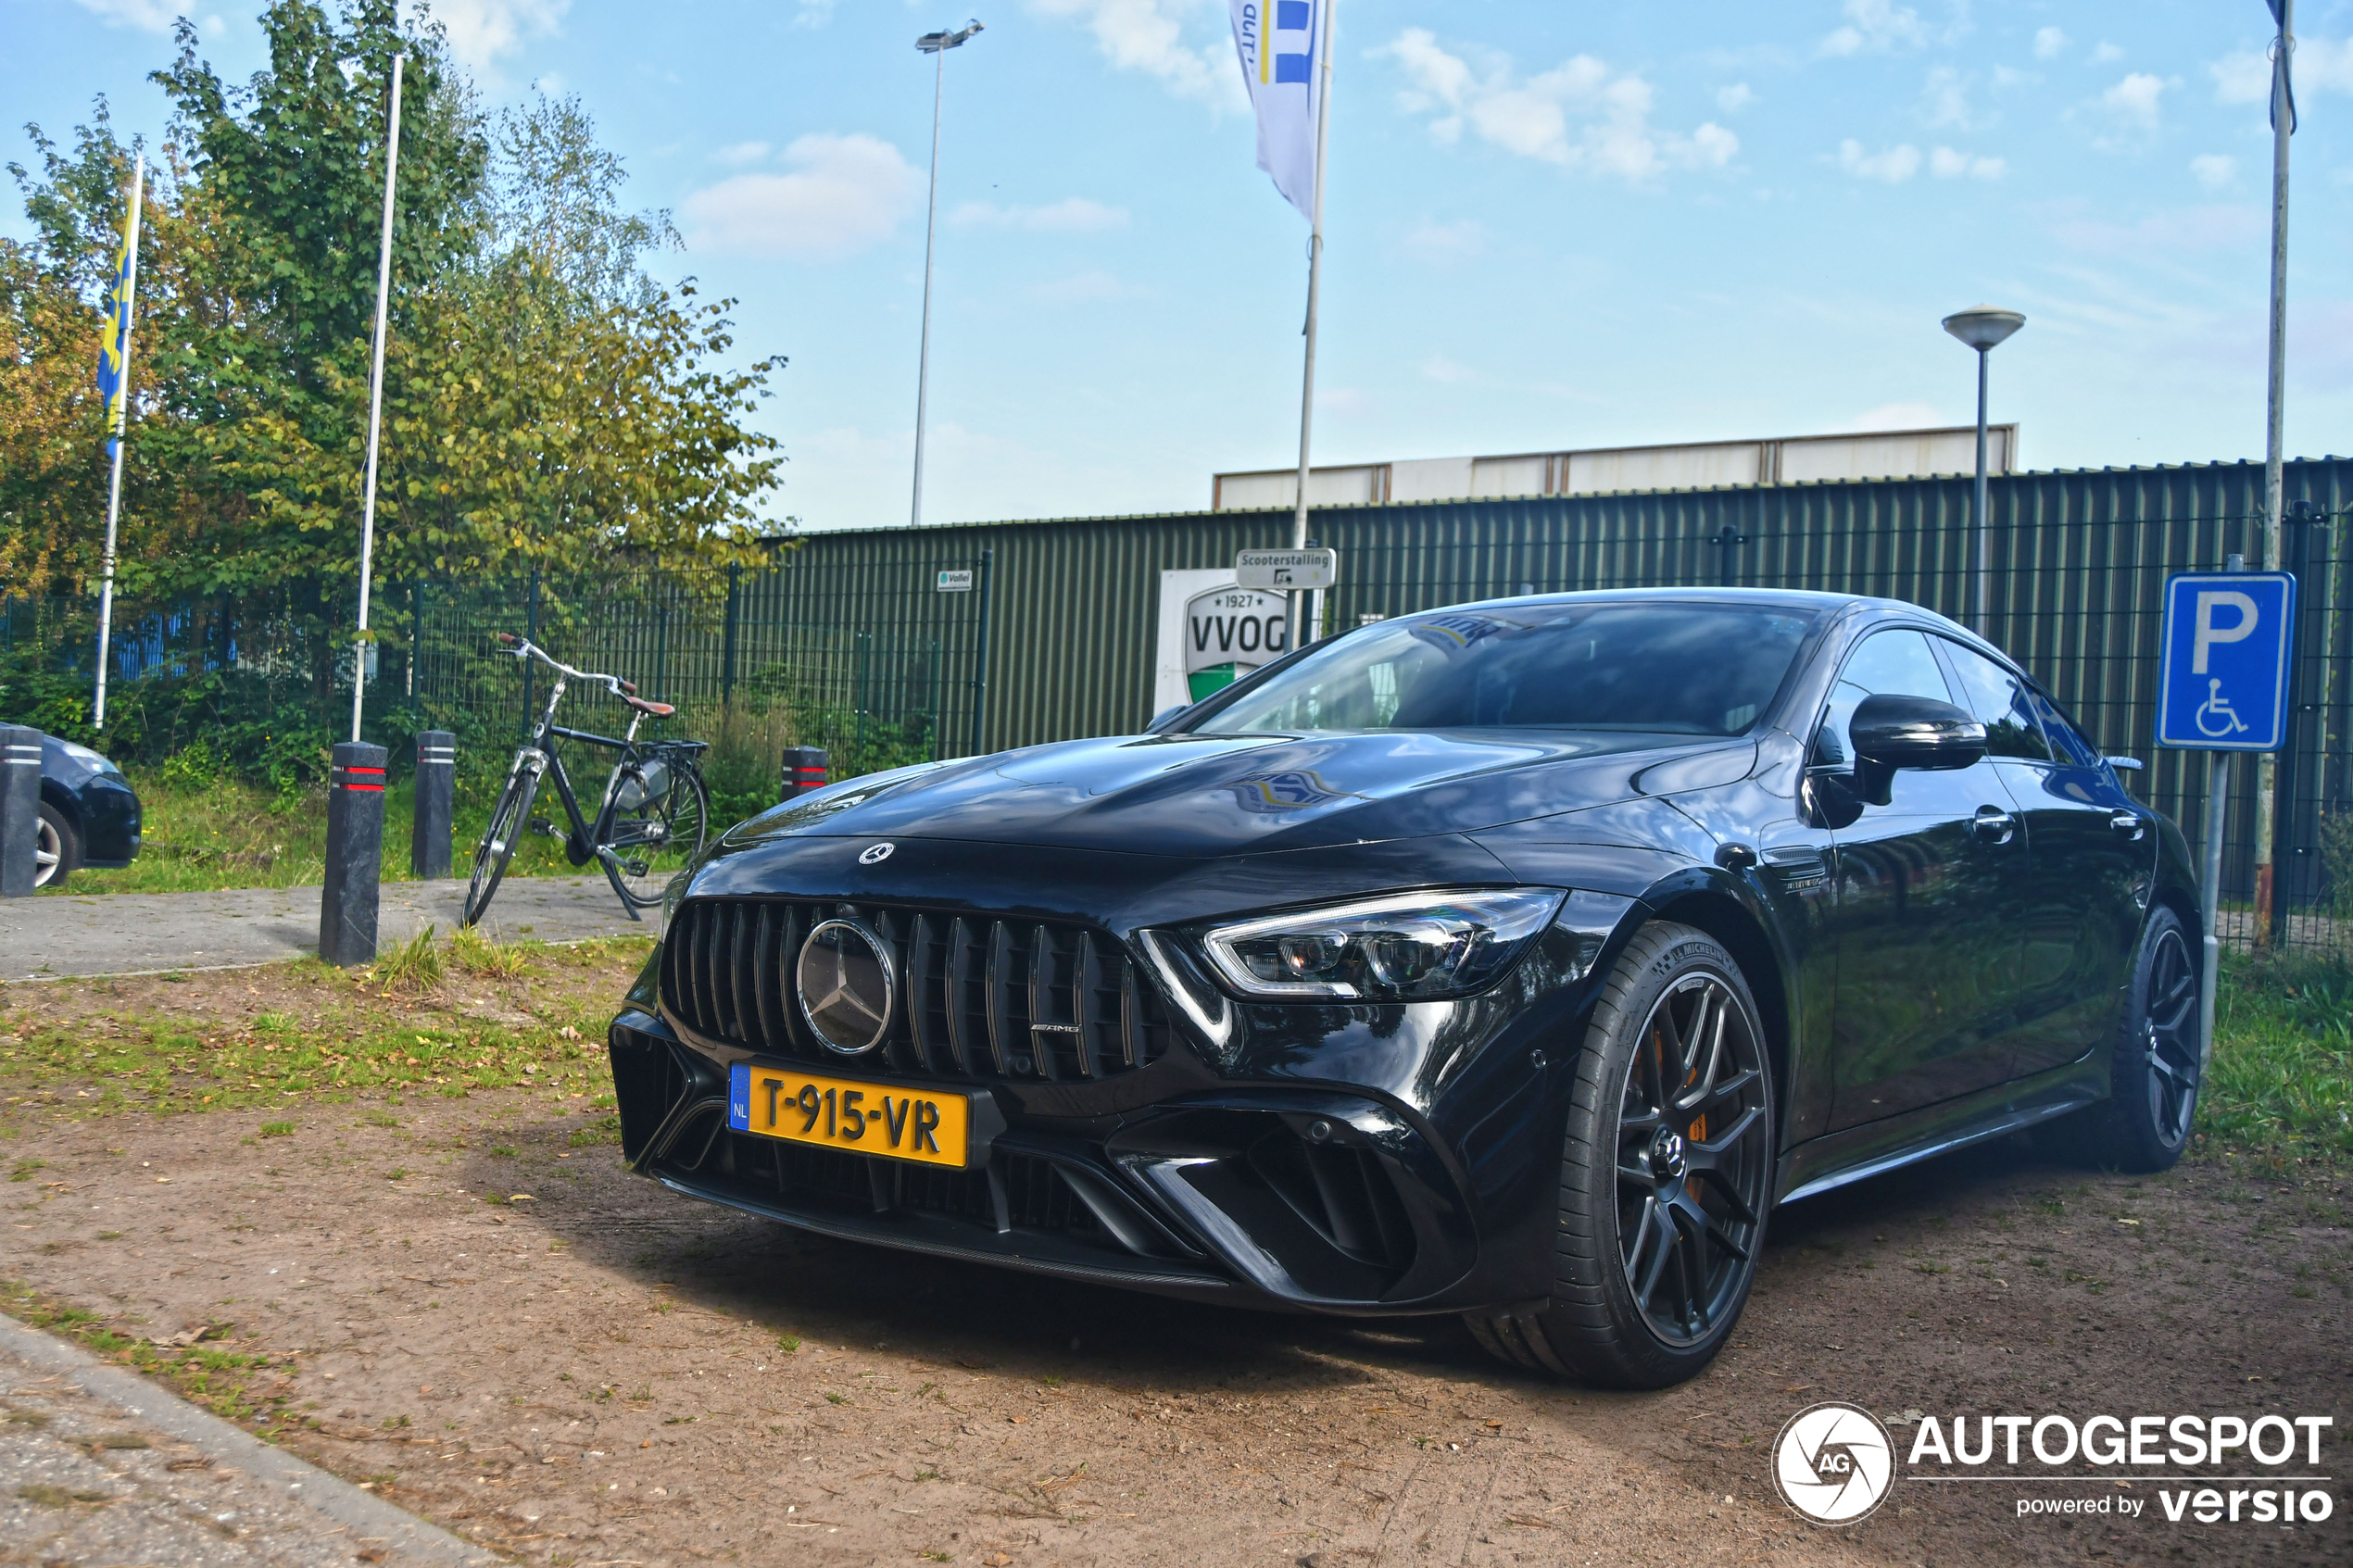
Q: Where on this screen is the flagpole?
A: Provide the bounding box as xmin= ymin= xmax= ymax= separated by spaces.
xmin=351 ymin=54 xmax=404 ymax=745
xmin=1287 ymin=0 xmax=1337 ymax=653
xmin=2254 ymin=0 xmax=2293 ymax=945
xmin=92 ymin=154 xmax=143 ymax=734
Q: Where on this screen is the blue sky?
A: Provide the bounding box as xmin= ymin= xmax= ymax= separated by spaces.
xmin=9 ymin=1 xmax=2351 ymax=532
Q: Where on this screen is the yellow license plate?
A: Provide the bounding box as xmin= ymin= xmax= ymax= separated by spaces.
xmin=727 ymin=1063 xmax=973 ymax=1168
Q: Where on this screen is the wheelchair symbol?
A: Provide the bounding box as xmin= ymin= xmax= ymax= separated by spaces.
xmin=2196 ymin=678 xmax=2250 ymax=738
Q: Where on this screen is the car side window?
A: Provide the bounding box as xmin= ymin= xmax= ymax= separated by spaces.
xmin=1938 ymin=641 xmax=2053 ymax=761
xmin=1811 ymin=630 xmax=1956 ymax=769
xmin=2026 ymin=689 xmax=2103 ymax=769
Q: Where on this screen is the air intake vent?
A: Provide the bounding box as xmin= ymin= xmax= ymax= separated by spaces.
xmin=660 ymin=898 xmax=1174 ymax=1082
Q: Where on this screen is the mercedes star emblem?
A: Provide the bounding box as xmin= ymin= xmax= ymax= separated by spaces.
xmin=859 ymin=842 xmax=896 ymax=865
xmin=795 ymin=919 xmax=896 ymax=1055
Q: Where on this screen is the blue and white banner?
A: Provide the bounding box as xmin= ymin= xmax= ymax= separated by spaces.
xmin=1228 ymin=0 xmax=1326 ymax=219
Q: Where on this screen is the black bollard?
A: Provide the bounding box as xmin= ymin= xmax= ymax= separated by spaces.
xmin=780 ymin=746 xmax=829 ymax=803
xmin=320 ymin=741 xmax=386 ymax=966
xmin=411 ymin=730 xmax=454 ymax=878
xmin=0 ymin=725 xmax=41 ymax=897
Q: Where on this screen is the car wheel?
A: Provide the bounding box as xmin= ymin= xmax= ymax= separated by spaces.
xmin=1464 ymin=922 xmax=1776 ymax=1388
xmin=34 ymin=802 xmax=79 ymax=890
xmin=2080 ymin=908 xmax=2199 ymax=1173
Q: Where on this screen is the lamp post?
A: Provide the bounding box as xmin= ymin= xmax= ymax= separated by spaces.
xmin=909 ymin=19 xmax=983 ymax=531
xmin=1942 ymin=304 xmax=2025 ymax=636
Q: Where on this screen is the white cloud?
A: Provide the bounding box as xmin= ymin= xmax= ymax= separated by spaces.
xmin=435 ymin=0 xmax=570 ymax=73
xmin=1930 ymin=145 xmax=2005 ymax=180
xmin=1378 ymin=30 xmax=1737 ymax=182
xmin=2090 ymin=42 xmax=2124 ymax=66
xmin=1836 ymin=139 xmax=1921 ymax=182
xmin=1922 ymin=66 xmax=1991 ymax=131
xmin=1026 ymin=0 xmax=1246 ymax=111
xmin=1716 ymin=82 xmax=1755 ymax=114
xmin=712 ymin=141 xmax=771 ymax=167
xmin=950 ymin=197 xmax=1130 ymax=232
xmin=2033 ymin=26 xmax=2067 ymax=61
xmin=70 ymin=0 xmax=175 ymax=29
xmin=681 ymin=132 xmax=919 ymax=259
xmin=1820 ymin=0 xmax=1927 ymax=57
xmin=2097 ymin=72 xmax=2168 ymax=138
xmin=2214 ymin=38 xmax=2353 ymax=105
xmin=2211 ymin=51 xmax=2271 ymax=104
xmin=2190 ymin=153 xmax=2237 ymax=190
xmin=1399 ymin=217 xmax=1488 ymax=264
xmin=1841 ymin=400 xmax=1944 ymax=432
xmin=794 ymin=0 xmax=836 ymax=26
xmin=1420 ymin=353 xmax=1476 ymax=384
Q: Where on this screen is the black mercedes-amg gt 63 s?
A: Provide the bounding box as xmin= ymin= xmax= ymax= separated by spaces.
xmin=605 ymin=588 xmax=2200 ymax=1388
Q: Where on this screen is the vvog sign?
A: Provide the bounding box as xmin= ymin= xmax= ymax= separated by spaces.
xmin=1152 ymin=570 xmax=1290 ymax=713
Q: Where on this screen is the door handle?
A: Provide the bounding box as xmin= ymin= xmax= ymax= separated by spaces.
xmin=1970 ymin=806 xmax=2017 ymax=844
xmin=2109 ymin=809 xmax=2146 ymax=840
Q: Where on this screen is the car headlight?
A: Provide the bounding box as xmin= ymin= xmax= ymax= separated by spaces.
xmin=1198 ymin=887 xmax=1566 ymax=1001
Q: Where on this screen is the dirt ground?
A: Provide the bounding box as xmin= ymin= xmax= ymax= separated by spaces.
xmin=1 ymin=960 xmax=2347 ymax=1568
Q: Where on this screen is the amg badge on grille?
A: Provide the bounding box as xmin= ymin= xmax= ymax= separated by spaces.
xmin=859 ymin=842 xmax=895 ymax=865
xmin=796 ymin=919 xmax=896 ymax=1055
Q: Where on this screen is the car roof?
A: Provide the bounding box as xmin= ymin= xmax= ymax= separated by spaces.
xmin=1389 ymin=586 xmax=2020 ymax=670
xmin=1424 ymin=584 xmax=1957 ymax=625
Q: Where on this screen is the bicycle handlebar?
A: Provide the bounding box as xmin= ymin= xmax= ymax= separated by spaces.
xmin=495 ymin=633 xmax=634 ymax=701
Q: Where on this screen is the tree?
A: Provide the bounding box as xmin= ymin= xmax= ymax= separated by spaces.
xmin=3 ymin=0 xmax=787 ymax=767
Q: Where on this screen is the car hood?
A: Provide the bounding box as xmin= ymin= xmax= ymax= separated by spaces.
xmin=715 ymin=729 xmax=1756 ymax=859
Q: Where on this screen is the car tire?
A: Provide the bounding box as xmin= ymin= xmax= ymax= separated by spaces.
xmin=34 ymin=802 xmax=79 ymax=890
xmin=2076 ymin=908 xmax=2200 ymax=1173
xmin=1464 ymin=921 xmax=1777 ymax=1388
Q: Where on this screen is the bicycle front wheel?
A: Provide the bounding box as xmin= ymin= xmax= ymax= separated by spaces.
xmin=463 ymin=759 xmax=541 ymax=927
xmin=607 ymin=761 xmax=708 ymax=909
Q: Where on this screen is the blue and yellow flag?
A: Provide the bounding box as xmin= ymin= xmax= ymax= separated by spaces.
xmin=94 ymin=192 xmax=138 ymax=451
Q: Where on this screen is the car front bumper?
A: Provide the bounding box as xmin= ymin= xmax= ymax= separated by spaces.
xmin=606 ymin=885 xmax=1638 ymax=1317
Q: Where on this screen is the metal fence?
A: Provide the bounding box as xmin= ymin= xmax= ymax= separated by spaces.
xmin=759 ymin=455 xmax=2352 ymax=953
xmin=14 ymin=455 xmax=2353 ymax=949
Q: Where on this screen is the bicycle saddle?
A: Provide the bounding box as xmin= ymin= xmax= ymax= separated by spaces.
xmin=621 ymin=692 xmax=675 ymax=718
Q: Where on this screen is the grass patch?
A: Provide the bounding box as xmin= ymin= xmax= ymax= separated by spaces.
xmin=36 ymin=763 xmax=636 ymax=897
xmin=0 ymin=937 xmax=647 ymax=1116
xmin=2204 ymin=952 xmax=2353 ymax=1163
xmin=368 ymin=926 xmax=446 ymax=993
xmin=1 ymin=1278 xmax=283 ymax=1424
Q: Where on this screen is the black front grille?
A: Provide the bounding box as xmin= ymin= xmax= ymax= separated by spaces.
xmin=661 ymin=898 xmax=1174 ymax=1082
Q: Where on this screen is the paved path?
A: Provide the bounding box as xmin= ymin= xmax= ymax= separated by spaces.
xmin=0 ymin=877 xmax=655 ymax=983
xmin=0 ymin=1311 xmax=493 ymax=1566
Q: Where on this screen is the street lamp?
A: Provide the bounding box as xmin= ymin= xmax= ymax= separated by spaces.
xmin=909 ymin=19 xmax=983 ymax=530
xmin=1942 ymin=304 xmax=2025 ymax=635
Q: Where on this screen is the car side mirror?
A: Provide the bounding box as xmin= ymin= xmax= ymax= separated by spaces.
xmin=1850 ymin=694 xmax=1987 ymax=773
xmin=1146 ymin=704 xmax=1189 ymax=733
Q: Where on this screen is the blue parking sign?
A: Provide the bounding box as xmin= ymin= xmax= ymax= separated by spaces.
xmin=2156 ymin=571 xmax=2296 ymax=751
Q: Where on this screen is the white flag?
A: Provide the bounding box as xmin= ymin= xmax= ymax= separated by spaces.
xmin=1228 ymin=0 xmax=1326 ymax=219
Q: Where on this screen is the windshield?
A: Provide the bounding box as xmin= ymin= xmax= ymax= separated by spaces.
xmin=1187 ymin=601 xmax=1818 ymax=737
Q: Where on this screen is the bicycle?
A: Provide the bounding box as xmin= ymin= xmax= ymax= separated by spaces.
xmin=461 ymin=633 xmax=711 ymax=927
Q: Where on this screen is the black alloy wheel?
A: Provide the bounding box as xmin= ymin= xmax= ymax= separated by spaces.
xmin=2084 ymin=908 xmax=2200 ymax=1172
xmin=1463 ymin=922 xmax=1776 ymax=1388
xmin=1614 ymin=968 xmax=1773 ymax=1347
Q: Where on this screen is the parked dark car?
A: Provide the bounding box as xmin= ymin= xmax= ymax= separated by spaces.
xmin=34 ymin=734 xmax=142 ymax=887
xmin=604 ymin=589 xmax=2197 ymax=1388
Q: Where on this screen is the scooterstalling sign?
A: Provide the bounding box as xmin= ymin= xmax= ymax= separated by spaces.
xmin=1234 ymin=547 xmax=1338 ymax=592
